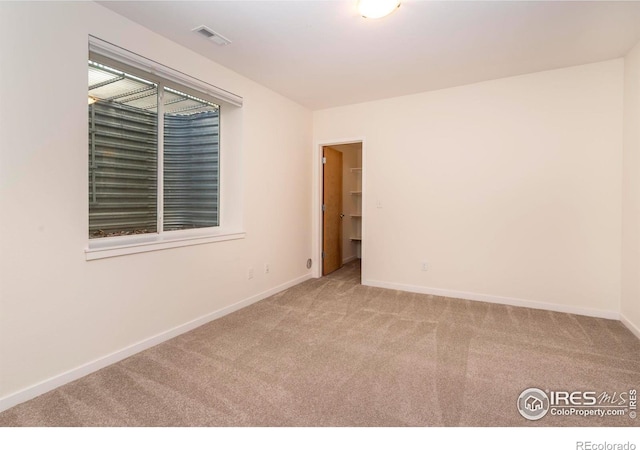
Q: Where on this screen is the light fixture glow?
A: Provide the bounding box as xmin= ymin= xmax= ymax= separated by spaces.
xmin=358 ymin=0 xmax=400 ymax=19
xmin=88 ymin=96 xmax=97 ymax=105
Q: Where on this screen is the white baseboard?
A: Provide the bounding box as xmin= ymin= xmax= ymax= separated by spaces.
xmin=621 ymin=313 xmax=640 ymax=340
xmin=0 ymin=273 xmax=312 ymax=414
xmin=342 ymin=255 xmax=358 ymax=265
xmin=363 ymin=279 xmax=620 ymax=320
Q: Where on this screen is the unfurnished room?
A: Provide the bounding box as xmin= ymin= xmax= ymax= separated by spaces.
xmin=1 ymin=0 xmax=639 ymax=446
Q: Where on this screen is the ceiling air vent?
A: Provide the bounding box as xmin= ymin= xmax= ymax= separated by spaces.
xmin=192 ymin=25 xmax=231 ymax=46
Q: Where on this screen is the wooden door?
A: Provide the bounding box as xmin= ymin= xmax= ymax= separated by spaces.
xmin=323 ymin=146 xmax=343 ymax=275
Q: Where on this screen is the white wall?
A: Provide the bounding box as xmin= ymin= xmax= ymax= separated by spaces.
xmin=0 ymin=2 xmax=312 ymax=405
xmin=314 ymin=60 xmax=624 ymax=318
xmin=622 ymin=40 xmax=640 ymax=338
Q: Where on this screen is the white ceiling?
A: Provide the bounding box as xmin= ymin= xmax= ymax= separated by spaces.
xmin=99 ymin=1 xmax=640 ymax=110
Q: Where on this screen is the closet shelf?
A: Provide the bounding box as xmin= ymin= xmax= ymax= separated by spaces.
xmin=350 ymin=165 xmax=362 ymax=247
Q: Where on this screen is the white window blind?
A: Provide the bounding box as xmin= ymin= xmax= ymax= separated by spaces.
xmin=88 ymin=35 xmax=243 ymax=108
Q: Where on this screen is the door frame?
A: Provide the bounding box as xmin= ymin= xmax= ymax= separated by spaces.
xmin=313 ymin=137 xmax=366 ymax=279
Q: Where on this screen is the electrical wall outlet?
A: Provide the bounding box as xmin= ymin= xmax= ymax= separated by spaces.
xmin=248 ymin=267 xmax=254 ymax=279
xmin=264 ymin=263 xmax=270 ymax=274
xmin=421 ymin=262 xmax=428 ymax=271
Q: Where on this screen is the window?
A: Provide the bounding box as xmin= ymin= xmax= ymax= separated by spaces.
xmin=86 ymin=37 xmax=244 ymax=260
xmin=89 ymin=61 xmax=220 ymax=238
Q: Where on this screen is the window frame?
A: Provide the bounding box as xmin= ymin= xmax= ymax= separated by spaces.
xmin=85 ymin=37 xmax=244 ymax=261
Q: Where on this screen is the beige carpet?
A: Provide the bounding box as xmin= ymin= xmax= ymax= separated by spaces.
xmin=1 ymin=260 xmax=639 ymax=426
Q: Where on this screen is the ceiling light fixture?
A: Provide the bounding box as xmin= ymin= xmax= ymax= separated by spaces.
xmin=358 ymin=0 xmax=401 ymax=19
xmin=88 ymin=96 xmax=97 ymax=105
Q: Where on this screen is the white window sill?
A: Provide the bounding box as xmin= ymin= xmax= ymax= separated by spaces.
xmin=85 ymin=229 xmax=246 ymax=261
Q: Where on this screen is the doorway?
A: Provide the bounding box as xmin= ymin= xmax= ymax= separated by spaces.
xmin=321 ymin=142 xmax=363 ymax=277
